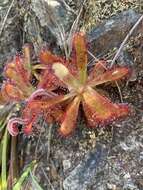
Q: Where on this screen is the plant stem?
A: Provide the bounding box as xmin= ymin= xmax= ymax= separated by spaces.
xmin=8 ymin=136 xmax=19 ymax=189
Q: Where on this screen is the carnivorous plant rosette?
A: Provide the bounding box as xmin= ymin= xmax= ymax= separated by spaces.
xmin=1 ymin=32 xmax=130 ymax=136
xmin=0 ymin=45 xmax=63 ymax=136
xmin=1 ymin=45 xmax=34 ymax=102
xmin=23 ymin=32 xmax=130 ymax=136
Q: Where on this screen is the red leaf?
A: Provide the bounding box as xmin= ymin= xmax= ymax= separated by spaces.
xmin=1 ymin=82 xmax=25 ymax=101
xmin=22 ymin=91 xmax=74 ymax=128
xmin=38 ymin=69 xmax=66 ymax=90
xmin=38 ymin=50 xmax=66 ymax=90
xmin=44 ymin=105 xmax=64 ymax=124
xmin=4 ymin=53 xmax=34 ymax=98
xmin=39 ymin=49 xmax=78 ymax=90
xmin=23 ymin=122 xmax=33 ymax=135
xmin=72 ymin=32 xmax=88 ymax=83
xmin=88 ymin=67 xmax=129 ymax=87
xmin=22 ymin=44 xmax=32 ymax=79
xmin=59 ymin=96 xmax=80 ymax=136
xmin=39 ymin=49 xmax=64 ymax=65
xmin=4 ymin=61 xmax=21 ymax=84
xmin=88 ymin=60 xmax=108 ymax=81
xmin=15 ymin=55 xmax=30 ymax=85
xmin=82 ymin=87 xmax=129 ymax=127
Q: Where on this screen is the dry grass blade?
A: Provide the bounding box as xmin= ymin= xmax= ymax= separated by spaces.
xmin=115 ymin=81 xmax=123 ymax=103
xmin=59 ymin=0 xmax=75 ymax=14
xmin=110 ymin=14 xmax=143 ymax=67
xmin=34 ymin=123 xmax=44 ymax=160
xmin=87 ymin=52 xmax=124 ymax=103
xmin=12 ymin=160 xmax=36 ymax=190
xmin=87 ymin=50 xmax=99 ymax=65
xmin=47 ymin=124 xmax=53 ymax=163
xmin=30 ymin=171 xmax=44 ymax=190
xmin=40 ymin=0 xmax=68 ymax=57
xmin=0 ymin=0 xmax=15 ymax=37
xmin=8 ymin=136 xmax=19 ymax=189
xmin=40 ymin=166 xmax=55 ymax=190
xmin=44 ymin=0 xmax=87 ymax=58
xmin=66 ymin=0 xmax=87 ymax=58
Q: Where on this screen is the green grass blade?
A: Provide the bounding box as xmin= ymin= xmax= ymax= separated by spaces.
xmin=30 ymin=171 xmax=44 ymax=190
xmin=12 ymin=160 xmax=36 ymax=190
xmin=0 ymin=120 xmax=7 ymax=167
xmin=0 ymin=137 xmax=2 ymax=167
xmin=1 ymin=129 xmax=9 ymax=190
xmin=0 ymin=119 xmax=6 ymax=133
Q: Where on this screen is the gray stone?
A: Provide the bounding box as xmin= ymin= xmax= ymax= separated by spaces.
xmin=63 ymin=159 xmax=72 ymax=171
xmin=91 ymin=119 xmax=143 ymax=190
xmin=63 ymin=144 xmax=108 ymax=190
xmin=29 ymin=0 xmax=75 ymax=48
xmin=0 ymin=0 xmax=9 ymax=8
xmin=88 ymin=9 xmax=142 ymax=57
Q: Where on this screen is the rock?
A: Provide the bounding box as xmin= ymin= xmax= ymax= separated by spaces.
xmin=0 ymin=1 xmax=21 ymax=68
xmin=63 ymin=159 xmax=71 ymax=171
xmin=106 ymin=183 xmax=116 ymax=190
xmin=25 ymin=0 xmax=75 ymax=51
xmin=0 ymin=0 xmax=9 ymax=8
xmin=117 ymin=51 xmax=134 ymax=66
xmin=88 ymin=9 xmax=142 ymax=57
xmin=31 ymin=0 xmax=73 ymax=29
xmin=91 ymin=119 xmax=143 ymax=190
xmin=123 ymin=173 xmax=139 ymax=190
xmin=63 ymin=144 xmax=108 ymax=190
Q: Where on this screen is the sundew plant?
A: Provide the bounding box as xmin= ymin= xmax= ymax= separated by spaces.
xmin=0 ymin=33 xmax=130 ymax=137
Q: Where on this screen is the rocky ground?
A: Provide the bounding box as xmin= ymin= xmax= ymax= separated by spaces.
xmin=0 ymin=1 xmax=143 ymax=190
